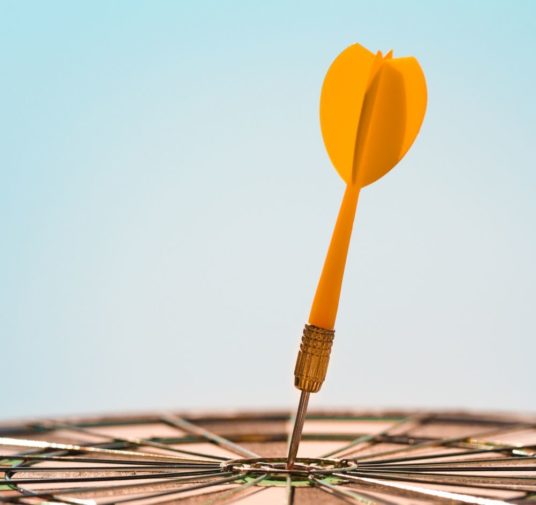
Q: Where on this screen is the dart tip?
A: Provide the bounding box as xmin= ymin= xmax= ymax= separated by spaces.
xmin=287 ymin=390 xmax=310 ymax=469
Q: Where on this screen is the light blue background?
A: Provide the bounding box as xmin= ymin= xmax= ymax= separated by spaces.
xmin=1 ymin=1 xmax=535 ymax=420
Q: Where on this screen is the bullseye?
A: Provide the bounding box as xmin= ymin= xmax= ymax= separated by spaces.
xmin=221 ymin=457 xmax=357 ymax=487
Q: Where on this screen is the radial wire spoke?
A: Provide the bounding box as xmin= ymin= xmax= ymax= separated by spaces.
xmin=37 ymin=419 xmax=229 ymax=461
xmin=333 ymin=473 xmax=511 ymax=505
xmin=321 ymin=414 xmax=426 ymax=459
xmin=200 ymin=473 xmax=268 ymax=504
xmin=104 ymin=473 xmax=245 ymax=505
xmin=7 ymin=472 xmax=237 ymax=500
xmin=161 ymin=414 xmax=260 ymax=459
xmin=347 ymin=470 xmax=536 ymax=492
xmin=311 ymin=476 xmax=392 ymax=504
xmin=352 ymin=424 xmax=534 ymax=462
xmin=0 ymin=437 xmax=201 ymax=463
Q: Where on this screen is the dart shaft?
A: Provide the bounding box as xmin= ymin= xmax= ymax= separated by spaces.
xmin=293 ymin=185 xmax=358 ymax=394
xmin=309 ymin=184 xmax=359 ymax=329
xmin=287 ymin=390 xmax=310 ymax=468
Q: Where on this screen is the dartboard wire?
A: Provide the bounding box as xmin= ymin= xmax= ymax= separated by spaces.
xmin=33 ymin=419 xmax=229 ymax=462
xmin=2 ymin=444 xmax=221 ymax=503
xmin=2 ymin=469 xmax=233 ymax=486
xmin=356 ymin=455 xmax=536 ymax=470
xmin=105 ymin=473 xmax=249 ymax=505
xmin=353 ymin=434 xmax=532 ymax=459
xmin=333 ymin=422 xmax=536 ymax=502
xmin=1 ymin=444 xmax=213 ymax=505
xmin=349 ymin=470 xmax=536 ymax=492
xmin=350 ymin=433 xmax=513 ymax=450
xmin=321 ymin=413 xmax=428 ymax=459
xmin=3 ymin=456 xmax=217 ymax=490
xmin=355 ymin=442 xmax=536 ymax=466
xmin=3 ymin=437 xmax=228 ymax=499
xmin=3 ymin=473 xmax=242 ymax=505
xmin=346 ymin=469 xmax=536 ymax=492
xmin=286 ymin=475 xmax=294 ymax=505
xmin=119 ymin=476 xmax=268 ymax=505
xmin=2 ymin=419 xmax=260 ymax=504
xmin=310 ymin=476 xmax=394 ymax=505
xmin=5 ymin=472 xmax=237 ymax=502
xmin=0 ymin=437 xmax=207 ymax=464
xmin=350 ymin=423 xmax=535 ymax=462
xmin=351 ymin=465 xmax=536 ymax=483
xmin=5 ymin=491 xmax=103 ymax=505
xmin=161 ymin=414 xmax=260 ymax=459
xmin=1 ymin=494 xmax=106 ymax=505
xmin=203 ymin=487 xmax=267 ymax=505
xmin=0 ymin=453 xmax=216 ymax=467
xmin=199 ymin=473 xmax=268 ymax=505
xmin=1 ymin=464 xmax=222 ymax=473
xmin=333 ymin=473 xmax=512 ymax=505
xmin=0 ymin=419 xmax=268 ymax=504
xmin=355 ymin=459 xmax=536 ymax=472
xmin=332 ymin=475 xmax=462 ymax=505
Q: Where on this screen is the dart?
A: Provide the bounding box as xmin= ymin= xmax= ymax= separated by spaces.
xmin=4 ymin=9 xmax=534 ymax=502
xmin=287 ymin=42 xmax=428 ymax=467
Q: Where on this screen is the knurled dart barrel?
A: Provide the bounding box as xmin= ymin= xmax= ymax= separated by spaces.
xmin=293 ymin=324 xmax=335 ymax=393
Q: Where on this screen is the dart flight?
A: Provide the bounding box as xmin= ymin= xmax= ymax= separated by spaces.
xmin=288 ymin=42 xmax=427 ymax=467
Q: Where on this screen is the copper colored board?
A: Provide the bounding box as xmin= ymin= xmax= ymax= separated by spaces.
xmin=0 ymin=409 xmax=535 ymax=504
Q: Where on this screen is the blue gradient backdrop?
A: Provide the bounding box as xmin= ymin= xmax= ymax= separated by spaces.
xmin=1 ymin=1 xmax=535 ymax=419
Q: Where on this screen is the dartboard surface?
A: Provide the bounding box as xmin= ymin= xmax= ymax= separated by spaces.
xmin=1 ymin=410 xmax=535 ymax=504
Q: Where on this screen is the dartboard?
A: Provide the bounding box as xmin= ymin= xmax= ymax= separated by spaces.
xmin=1 ymin=410 xmax=535 ymax=504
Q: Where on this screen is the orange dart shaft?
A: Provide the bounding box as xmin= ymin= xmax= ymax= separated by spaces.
xmin=309 ymin=184 xmax=360 ymax=330
xmin=288 ymin=184 xmax=359 ymax=468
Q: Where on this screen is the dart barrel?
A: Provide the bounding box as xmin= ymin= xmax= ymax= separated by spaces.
xmin=293 ymin=324 xmax=335 ymax=393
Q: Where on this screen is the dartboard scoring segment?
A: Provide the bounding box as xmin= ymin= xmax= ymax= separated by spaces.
xmin=1 ymin=411 xmax=536 ymax=504
xmin=289 ymin=42 xmax=427 ymax=467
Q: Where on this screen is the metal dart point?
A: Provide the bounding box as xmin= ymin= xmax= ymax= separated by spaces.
xmin=287 ymin=391 xmax=310 ymax=468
